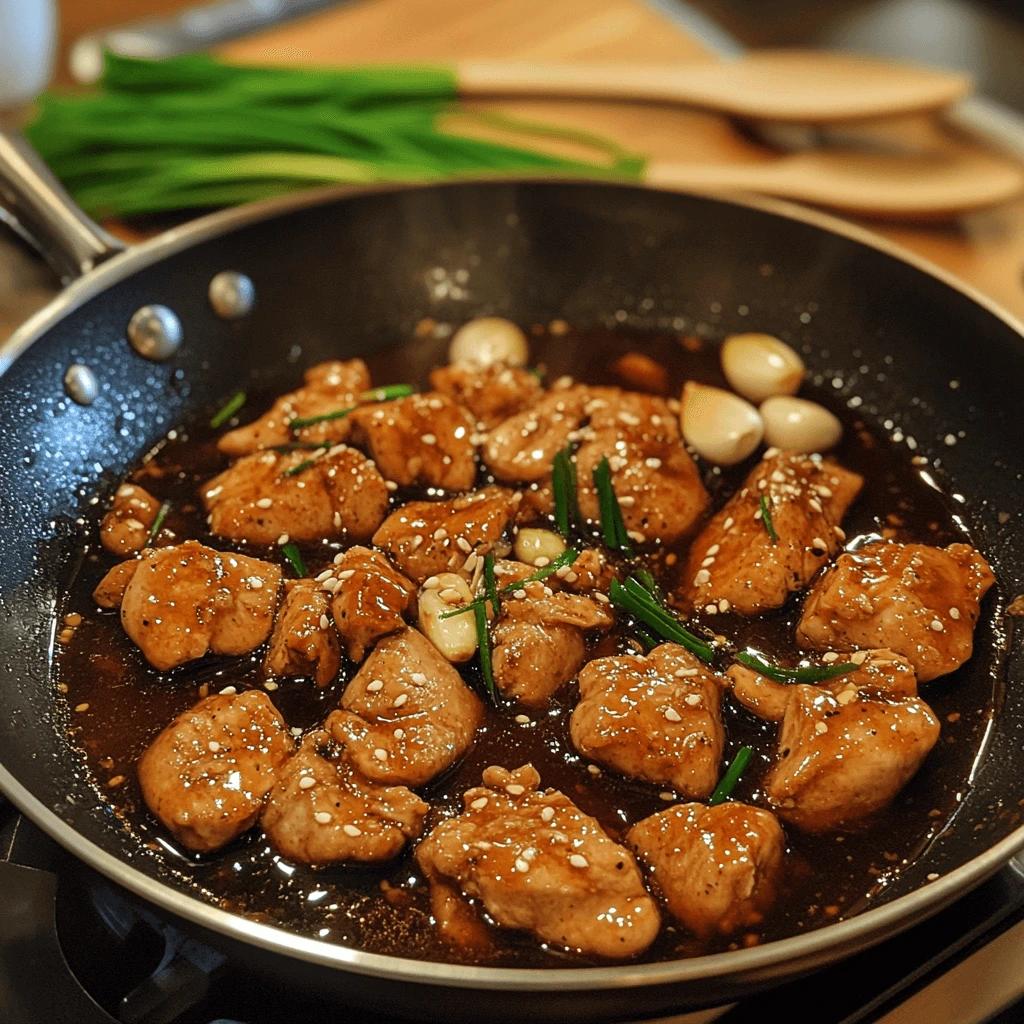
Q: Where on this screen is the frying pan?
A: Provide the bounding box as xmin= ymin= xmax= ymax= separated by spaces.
xmin=1 ymin=128 xmax=1023 ymax=1023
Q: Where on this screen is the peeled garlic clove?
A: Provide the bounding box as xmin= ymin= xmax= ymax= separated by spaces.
xmin=680 ymin=381 xmax=764 ymax=466
xmin=721 ymin=333 xmax=804 ymax=404
xmin=514 ymin=527 xmax=566 ymax=567
xmin=418 ymin=573 xmax=478 ymax=663
xmin=760 ymin=396 xmax=843 ymax=453
xmin=448 ymin=317 xmax=529 ymax=368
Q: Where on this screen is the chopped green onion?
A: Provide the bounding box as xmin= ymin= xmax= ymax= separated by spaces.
xmin=484 ymin=553 xmax=500 ymax=617
xmin=210 ymin=391 xmax=246 ymax=429
xmin=283 ymin=449 xmax=328 ymax=477
xmin=360 ymin=383 xmax=415 ymax=403
xmin=552 ymin=445 xmax=581 ymax=540
xmin=609 ymin=577 xmax=715 ymax=663
xmin=144 ymin=501 xmax=170 ymax=548
xmin=759 ymin=495 xmax=778 ymax=542
xmin=473 ymin=601 xmax=498 ymax=703
xmin=633 ymin=626 xmax=658 ymax=650
xmin=272 ymin=442 xmax=329 ymax=452
xmin=281 ymin=542 xmax=307 ymax=577
xmin=635 ymin=567 xmax=660 ymax=599
xmin=709 ymin=746 xmax=753 ymax=806
xmin=288 ymin=406 xmax=354 ymax=430
xmin=735 ymin=650 xmax=858 ymax=684
xmin=592 ymin=456 xmax=634 ymax=557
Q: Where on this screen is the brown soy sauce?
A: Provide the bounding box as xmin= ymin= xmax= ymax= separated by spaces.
xmin=55 ymin=326 xmax=999 ymax=967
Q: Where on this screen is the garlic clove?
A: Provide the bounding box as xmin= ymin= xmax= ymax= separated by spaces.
xmin=721 ymin=333 xmax=805 ymax=404
xmin=513 ymin=527 xmax=566 ymax=567
xmin=418 ymin=573 xmax=478 ymax=662
xmin=760 ymin=396 xmax=843 ymax=453
xmin=448 ymin=317 xmax=529 ymax=368
xmin=680 ymin=381 xmax=764 ymax=466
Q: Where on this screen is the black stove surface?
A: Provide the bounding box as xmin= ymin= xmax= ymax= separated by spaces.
xmin=3 ymin=796 xmax=1024 ymax=1024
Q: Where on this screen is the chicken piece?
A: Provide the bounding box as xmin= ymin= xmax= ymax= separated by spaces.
xmin=101 ymin=541 xmax=281 ymax=672
xmin=561 ymin=548 xmax=615 ymax=594
xmin=347 ymin=392 xmax=476 ymax=491
xmin=138 ymin=691 xmax=292 ymax=853
xmin=203 ymin=445 xmax=389 ymax=546
xmin=490 ymin=576 xmax=613 ymax=706
xmin=681 ymin=451 xmax=863 ymax=616
xmin=327 ymin=546 xmax=416 ymax=661
xmin=797 ymin=541 xmax=995 ymax=682
xmin=571 ymin=643 xmax=726 ymax=798
xmin=327 ymin=627 xmax=483 ymax=786
xmin=261 ymin=730 xmax=428 ymax=864
xmin=218 ymin=359 xmax=371 ymax=456
xmin=93 ymin=559 xmax=140 ymax=608
xmin=100 ymin=483 xmax=162 ymax=556
xmin=415 ymin=764 xmax=660 ymax=958
xmin=429 ymin=362 xmax=543 ymax=430
xmin=628 ymin=802 xmax=785 ymax=938
xmin=372 ymin=486 xmax=519 ymax=583
xmin=483 ymin=385 xmax=589 ymax=483
xmin=575 ymin=388 xmax=708 ymax=545
xmin=728 ymin=652 xmax=940 ymax=831
xmin=264 ymin=579 xmax=340 ymax=687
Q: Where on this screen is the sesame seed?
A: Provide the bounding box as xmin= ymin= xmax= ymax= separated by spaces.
xmin=248 ymin=576 xmax=265 ymax=589
xmin=421 ymin=433 xmax=437 ymax=445
xmin=618 ymin=495 xmax=636 ymax=507
xmin=394 ymin=693 xmax=409 ymax=707
xmin=684 ymin=693 xmax=701 ymax=706
xmin=705 ymin=604 xmax=718 ymax=615
xmin=409 ymin=535 xmax=424 ymax=550
xmin=675 ymin=667 xmax=699 ymax=678
xmin=706 ymin=544 xmax=720 ymax=556
xmin=811 ymin=537 xmax=827 ymax=553
xmin=264 ymin=680 xmax=279 ymax=691
xmin=718 ymin=599 xmax=730 ymax=612
xmin=515 ymin=714 xmax=530 ymax=724
xmin=815 ymin=721 xmax=828 ymax=734
xmin=456 ymin=537 xmax=472 ymax=553
xmin=341 ymin=824 xmax=362 ymax=837
xmin=645 ymin=457 xmax=662 ymax=469
xmin=659 ymin=792 xmax=674 ymax=801
xmin=315 ymin=569 xmax=333 ymax=582
xmin=808 ymin=498 xmax=823 ymax=513
xmin=627 ymin=530 xmax=646 ymax=543
xmin=333 ymin=511 xmax=343 ymax=527
xmin=763 ymin=447 xmax=780 ymax=459
xmin=833 ymin=526 xmax=846 ymax=541
xmin=322 ymin=577 xmax=340 ymax=592
xmin=338 ymin=569 xmax=356 ymax=580
xmin=277 ymin=533 xmax=290 ymax=545
xmin=411 ymin=672 xmax=427 ymax=685
xmin=299 ymin=776 xmax=316 ymax=789
xmin=723 ymin=517 xmax=735 ymax=531
xmin=256 ymin=497 xmax=273 ymax=509
xmin=836 ymin=689 xmax=857 ymax=705
xmin=701 ymin=556 xmax=715 ymax=568
xmin=664 ymin=707 xmax=682 ymax=722
xmin=850 ymin=651 xmax=868 ymax=665
xmin=533 ymin=556 xmax=551 ymax=568
xmin=506 ymin=784 xmax=525 ymax=796
xmin=930 ymin=619 xmax=944 ymax=632
xmin=594 ymin=592 xmax=610 ymax=604
xmin=569 ymin=854 xmax=589 ymax=868
xmin=815 ymin=485 xmax=832 ymax=498
xmin=513 ymin=588 xmax=527 ymax=599
xmin=433 ymin=528 xmax=447 ymax=540
xmin=950 ymin=607 xmax=961 ymax=620
xmin=319 ymin=614 xmax=330 ymax=630
xmin=367 ymin=679 xmax=384 ymax=692
xmin=439 ymin=587 xmax=463 ymax=604
xmin=516 ymin=858 xmax=530 ymax=872
xmin=822 ymin=652 xmax=839 ymax=663
xmin=219 ymin=685 xmax=237 ymax=695
xmin=394 ymin=729 xmax=405 ymax=740
xmin=694 ymin=569 xmax=711 ymax=586
xmin=927 ymin=872 xmax=940 ymax=881
xmin=314 ymin=812 xmax=332 ymax=824
xmin=471 ymin=797 xmax=489 ymax=810
xmin=564 ymin=571 xmax=579 ymax=582
xmin=541 ymin=806 xmax=555 ymax=822
xmin=373 ymin=748 xmax=388 ymax=761
xmin=587 ymin=764 xmax=601 ymax=775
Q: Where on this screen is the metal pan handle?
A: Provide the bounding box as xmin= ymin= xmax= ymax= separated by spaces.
xmin=0 ymin=128 xmax=125 ymax=284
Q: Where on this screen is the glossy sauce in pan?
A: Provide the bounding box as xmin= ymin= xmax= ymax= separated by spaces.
xmin=55 ymin=327 xmax=1000 ymax=967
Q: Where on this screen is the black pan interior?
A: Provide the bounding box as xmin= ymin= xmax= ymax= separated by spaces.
xmin=1 ymin=181 xmax=1023 ymax=948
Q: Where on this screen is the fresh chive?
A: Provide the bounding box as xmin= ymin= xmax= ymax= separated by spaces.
xmin=210 ymin=391 xmax=246 ymax=429
xmin=709 ymin=746 xmax=753 ymax=806
xmin=552 ymin=445 xmax=581 ymax=539
xmin=288 ymin=406 xmax=354 ymax=430
xmin=484 ymin=553 xmax=500 ymax=617
xmin=759 ymin=495 xmax=778 ymax=542
xmin=735 ymin=650 xmax=858 ymax=684
xmin=281 ymin=542 xmax=307 ymax=577
xmin=609 ymin=577 xmax=715 ymax=663
xmin=592 ymin=456 xmax=635 ymax=557
xmin=288 ymin=383 xmax=415 ymax=430
xmin=144 ymin=501 xmax=170 ymax=548
xmin=283 ymin=449 xmax=328 ymax=477
xmin=473 ymin=601 xmax=498 ymax=703
xmin=635 ymin=567 xmax=660 ymax=599
xmin=273 ymin=442 xmax=329 ymax=452
xmin=634 ymin=626 xmax=658 ymax=650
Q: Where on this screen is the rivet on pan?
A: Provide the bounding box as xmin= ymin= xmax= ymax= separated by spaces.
xmin=127 ymin=305 xmax=182 ymax=361
xmin=64 ymin=364 xmax=99 ymax=405
xmin=208 ymin=271 xmax=255 ymax=319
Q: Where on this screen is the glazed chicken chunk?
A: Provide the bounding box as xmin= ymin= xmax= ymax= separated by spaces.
xmin=490 ymin=563 xmax=613 ymax=706
xmin=372 ymin=486 xmax=520 ymax=583
xmin=415 ymin=764 xmax=660 ymax=958
xmin=92 ymin=541 xmax=282 ymax=672
xmin=681 ymin=451 xmax=863 ymax=616
xmin=218 ymin=359 xmax=371 ymax=456
xmin=100 ymin=482 xmax=162 ymax=555
xmin=264 ymin=579 xmax=340 ymax=687
xmin=203 ymin=444 xmax=389 ymax=545
xmin=138 ymin=691 xmax=293 ymax=852
xmin=325 ymin=546 xmax=415 ymax=662
xmin=570 ymin=643 xmax=726 ymax=798
xmin=429 ymin=361 xmax=543 ymax=429
xmin=729 ymin=651 xmax=940 ymax=831
xmin=628 ymin=802 xmax=785 ymax=938
xmin=574 ymin=388 xmax=708 ymax=545
xmin=327 ymin=627 xmax=483 ymax=787
xmin=797 ymin=541 xmax=995 ymax=682
xmin=348 ymin=392 xmax=476 ymax=491
xmin=261 ymin=730 xmax=428 ymax=865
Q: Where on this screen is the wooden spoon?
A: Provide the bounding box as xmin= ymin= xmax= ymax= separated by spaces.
xmin=457 ymin=51 xmax=971 ymax=123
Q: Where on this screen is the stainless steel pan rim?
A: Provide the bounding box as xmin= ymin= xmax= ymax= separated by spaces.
xmin=2 ymin=176 xmax=1023 ymax=990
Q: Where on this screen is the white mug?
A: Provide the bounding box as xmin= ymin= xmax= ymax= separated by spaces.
xmin=0 ymin=0 xmax=57 ymax=107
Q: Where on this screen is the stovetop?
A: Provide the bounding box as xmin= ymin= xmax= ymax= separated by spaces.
xmin=3 ymin=795 xmax=1024 ymax=1024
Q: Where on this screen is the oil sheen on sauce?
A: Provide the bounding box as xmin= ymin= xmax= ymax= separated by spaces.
xmin=55 ymin=327 xmax=999 ymax=967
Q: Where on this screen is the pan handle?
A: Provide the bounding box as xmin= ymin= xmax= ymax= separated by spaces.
xmin=0 ymin=128 xmax=125 ymax=284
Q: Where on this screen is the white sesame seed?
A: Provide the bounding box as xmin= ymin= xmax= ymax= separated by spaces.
xmin=208 ymin=741 xmax=221 ymax=752
xmin=541 ymin=806 xmax=555 ymax=822
xmin=393 ymin=693 xmax=409 ymax=707
xmin=693 ymin=569 xmax=711 ymax=586
xmin=587 ymin=764 xmax=601 ymax=775
xmin=367 ymin=679 xmax=384 ymax=692
xmin=219 ymin=685 xmax=237 ymax=695
xmin=930 ymin=619 xmax=944 ymax=632
xmin=763 ymin=447 xmax=780 ymax=459
xmin=411 ymin=672 xmax=427 ymax=685
xmin=319 ymin=614 xmax=330 ymax=630
xmin=322 ymin=577 xmax=340 ymax=593
xmin=341 ymin=824 xmax=362 ymax=837
xmin=833 ymin=526 xmax=846 ymax=541
xmin=410 ymin=535 xmax=424 ymax=550
xmin=701 ymin=556 xmax=715 ymax=568
xmin=618 ymin=495 xmax=636 ymax=507
xmin=506 ymin=784 xmax=525 ymax=796
xmin=664 ymin=707 xmax=682 ymax=722
xmin=338 ymin=569 xmax=356 ymax=580
xmin=815 ymin=485 xmax=832 ymax=498
xmin=315 ymin=569 xmax=334 ymax=582
xmin=277 ymin=533 xmax=290 ymax=545
xmin=255 ymin=497 xmax=273 ymax=509
xmin=569 ymin=854 xmax=589 ymax=868
xmin=808 ymin=498 xmax=823 ymax=513
xmin=675 ymin=667 xmax=699 ymax=677
xmin=333 ymin=511 xmax=343 ymax=527
xmin=850 ymin=651 xmax=868 ymax=665
xmin=659 ymin=791 xmax=674 ymax=801
xmin=247 ymin=576 xmax=265 ymax=589
xmin=811 ymin=537 xmax=827 ymax=552
xmin=822 ymin=652 xmax=839 ymax=663
xmin=515 ymin=858 xmax=530 ymax=872
xmin=815 ymin=721 xmax=828 ymax=734
xmin=927 ymin=872 xmax=940 ymax=881
xmin=471 ymin=797 xmax=489 ymax=810
xmin=950 ymin=607 xmax=961 ymax=620
xmin=299 ymin=776 xmax=316 ymax=789
xmin=433 ymin=528 xmax=447 ymax=540
xmin=684 ymin=693 xmax=701 ymax=706
xmin=515 ymin=714 xmax=530 ymax=724
xmin=594 ymin=592 xmax=610 ymax=604
xmin=421 ymin=433 xmax=437 ymax=445
xmin=513 ymin=589 xmax=527 ymax=599
xmin=718 ymin=599 xmax=730 ymax=613
xmin=836 ymin=688 xmax=857 ymax=705
xmin=439 ymin=587 xmax=463 ymax=604
xmin=627 ymin=530 xmax=646 ymax=543
xmin=705 ymin=604 xmax=718 ymax=615
xmin=706 ymin=544 xmax=720 ymax=556
xmin=314 ymin=812 xmax=332 ymax=825
xmin=456 ymin=537 xmax=472 ymax=553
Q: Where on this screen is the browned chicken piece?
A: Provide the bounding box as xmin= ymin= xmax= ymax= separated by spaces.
xmin=93 ymin=559 xmax=140 ymax=608
xmin=138 ymin=691 xmax=293 ymax=853
xmin=681 ymin=450 xmax=864 ymax=616
xmin=571 ymin=643 xmax=726 ymax=798
xmin=415 ymin=764 xmax=660 ymax=958
xmin=218 ymin=359 xmax=371 ymax=456
xmin=483 ymin=385 xmax=589 ymax=483
xmin=797 ymin=541 xmax=995 ymax=682
xmin=95 ymin=540 xmax=282 ymax=672
xmin=728 ymin=651 xmax=940 ymax=831
xmin=628 ymin=802 xmax=785 ymax=937
xmin=264 ymin=579 xmax=340 ymax=687
xmin=327 ymin=627 xmax=483 ymax=787
xmin=261 ymin=730 xmax=428 ymax=864
xmin=429 ymin=362 xmax=543 ymax=430
xmin=100 ymin=483 xmax=161 ymax=555
xmin=203 ymin=445 xmax=389 ymax=546
xmin=426 ymin=880 xmax=495 ymax=952
xmin=575 ymin=388 xmax=708 ymax=545
xmin=490 ymin=574 xmax=613 ymax=706
xmin=327 ymin=546 xmax=416 ymax=661
xmin=372 ymin=486 xmax=519 ymax=584
xmin=561 ymin=548 xmax=615 ymax=594
xmin=347 ymin=392 xmax=476 ymax=491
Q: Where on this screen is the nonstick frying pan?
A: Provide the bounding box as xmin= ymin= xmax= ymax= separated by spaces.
xmin=1 ymin=129 xmax=1023 ymax=1022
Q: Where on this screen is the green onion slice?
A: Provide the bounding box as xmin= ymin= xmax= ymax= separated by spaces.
xmin=759 ymin=494 xmax=778 ymax=542
xmin=592 ymin=456 xmax=634 ymax=557
xmin=288 ymin=383 xmax=415 ymax=430
xmin=709 ymin=746 xmax=753 ymax=806
xmin=552 ymin=444 xmax=582 ymax=540
xmin=484 ymin=553 xmax=500 ymax=617
xmin=282 ymin=449 xmax=327 ymax=477
xmin=734 ymin=650 xmax=858 ymax=684
xmin=281 ymin=542 xmax=307 ymax=577
xmin=144 ymin=501 xmax=170 ymax=548
xmin=473 ymin=601 xmax=498 ymax=704
xmin=210 ymin=391 xmax=246 ymax=429
xmin=609 ymin=577 xmax=715 ymax=663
